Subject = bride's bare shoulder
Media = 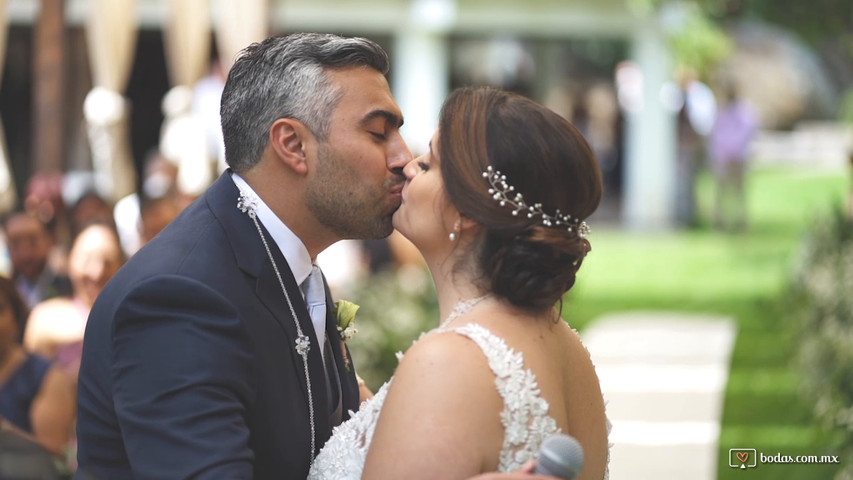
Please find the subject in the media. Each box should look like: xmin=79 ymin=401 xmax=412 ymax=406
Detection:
xmin=394 ymin=328 xmax=492 ymax=380
xmin=365 ymin=328 xmax=505 ymax=477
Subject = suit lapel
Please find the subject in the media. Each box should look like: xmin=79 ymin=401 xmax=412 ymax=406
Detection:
xmin=205 ymin=172 xmax=330 ymax=443
xmin=254 ymin=243 xmax=331 ymax=442
xmin=322 ymin=278 xmax=361 ymax=419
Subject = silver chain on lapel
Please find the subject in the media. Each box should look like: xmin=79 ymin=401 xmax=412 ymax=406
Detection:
xmin=238 ymin=190 xmax=317 ymax=464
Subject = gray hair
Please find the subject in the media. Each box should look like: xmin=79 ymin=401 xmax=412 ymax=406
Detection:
xmin=220 ymin=33 xmax=390 ymax=172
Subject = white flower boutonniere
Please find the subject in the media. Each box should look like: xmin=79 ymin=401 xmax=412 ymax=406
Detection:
xmin=334 ymin=300 xmax=359 ymax=341
xmin=334 ymin=300 xmax=359 ymax=372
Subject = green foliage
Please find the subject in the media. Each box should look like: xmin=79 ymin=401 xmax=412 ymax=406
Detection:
xmin=668 ymin=7 xmax=733 ymax=79
xmin=624 ymin=0 xmax=661 ymax=15
xmin=793 ymin=206 xmax=853 ymax=478
xmin=624 ymin=1 xmax=733 ymax=81
xmin=739 ymin=0 xmax=853 ymax=46
xmin=840 ymin=88 xmax=853 ymax=124
xmin=630 ymin=0 xmax=853 ymax=46
xmin=345 ymin=266 xmax=438 ymax=391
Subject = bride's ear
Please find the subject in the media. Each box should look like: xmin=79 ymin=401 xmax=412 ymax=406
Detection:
xmin=269 ymin=118 xmax=313 ymax=175
xmin=457 ymin=215 xmax=479 ymax=234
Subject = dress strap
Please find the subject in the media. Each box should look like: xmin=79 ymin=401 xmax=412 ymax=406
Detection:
xmin=444 ymin=323 xmax=559 ymax=472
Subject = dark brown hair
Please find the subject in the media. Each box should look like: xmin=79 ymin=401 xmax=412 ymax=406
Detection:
xmin=439 ymin=87 xmax=602 ymax=310
xmin=0 ymin=275 xmax=29 ymax=332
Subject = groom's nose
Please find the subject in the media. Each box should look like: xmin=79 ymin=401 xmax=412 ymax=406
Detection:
xmin=387 ymin=134 xmax=413 ymax=175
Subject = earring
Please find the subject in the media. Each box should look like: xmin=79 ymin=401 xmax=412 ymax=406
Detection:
xmin=449 ymin=218 xmax=462 ymax=242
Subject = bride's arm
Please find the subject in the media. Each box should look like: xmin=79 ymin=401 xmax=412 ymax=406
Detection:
xmin=362 ymin=332 xmax=504 ymax=479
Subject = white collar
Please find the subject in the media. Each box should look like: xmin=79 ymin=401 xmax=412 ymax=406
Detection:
xmin=230 ymin=173 xmax=313 ymax=287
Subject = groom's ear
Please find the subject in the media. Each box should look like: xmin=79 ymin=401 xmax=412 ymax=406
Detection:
xmin=269 ymin=118 xmax=314 ymax=175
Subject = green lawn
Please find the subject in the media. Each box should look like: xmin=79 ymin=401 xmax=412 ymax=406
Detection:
xmin=564 ymin=167 xmax=849 ymax=479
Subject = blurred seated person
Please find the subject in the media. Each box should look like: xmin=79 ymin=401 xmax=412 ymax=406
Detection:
xmin=22 ymin=172 xmax=73 ymax=278
xmin=139 ymin=193 xmax=182 ymax=246
xmin=24 ymin=222 xmax=124 ymax=366
xmin=0 ymin=276 xmax=75 ymax=456
xmin=68 ymin=191 xmax=115 ymax=240
xmin=2 ymin=210 xmax=72 ymax=312
xmin=114 ymin=150 xmax=182 ymax=257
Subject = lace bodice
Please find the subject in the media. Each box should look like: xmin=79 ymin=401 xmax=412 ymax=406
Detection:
xmin=307 ymin=379 xmax=392 ymax=480
xmin=451 ymin=323 xmax=560 ymax=470
xmin=308 ymin=323 xmax=609 ymax=479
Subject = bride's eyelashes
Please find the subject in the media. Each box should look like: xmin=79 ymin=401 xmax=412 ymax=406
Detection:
xmin=417 ymin=161 xmax=430 ymax=171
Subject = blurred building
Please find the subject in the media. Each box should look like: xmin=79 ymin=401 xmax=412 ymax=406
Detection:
xmin=1 ymin=0 xmax=681 ymax=229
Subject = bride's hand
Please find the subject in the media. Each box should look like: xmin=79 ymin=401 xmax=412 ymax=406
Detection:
xmin=356 ymin=374 xmax=374 ymax=402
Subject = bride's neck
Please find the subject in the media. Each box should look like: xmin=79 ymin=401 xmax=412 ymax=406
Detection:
xmin=426 ymin=254 xmax=487 ymax=325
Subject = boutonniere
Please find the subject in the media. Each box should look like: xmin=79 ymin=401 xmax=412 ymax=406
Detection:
xmin=334 ymin=300 xmax=359 ymax=372
xmin=334 ymin=300 xmax=359 ymax=341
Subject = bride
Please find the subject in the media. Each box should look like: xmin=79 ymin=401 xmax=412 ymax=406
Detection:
xmin=310 ymin=87 xmax=610 ymax=480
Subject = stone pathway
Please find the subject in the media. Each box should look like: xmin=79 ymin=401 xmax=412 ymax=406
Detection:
xmin=581 ymin=312 xmax=737 ymax=480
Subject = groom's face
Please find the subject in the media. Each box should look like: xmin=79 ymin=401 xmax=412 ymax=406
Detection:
xmin=304 ymin=66 xmax=411 ymax=240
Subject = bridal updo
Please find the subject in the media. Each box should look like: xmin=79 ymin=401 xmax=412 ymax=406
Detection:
xmin=438 ymin=87 xmax=602 ymax=311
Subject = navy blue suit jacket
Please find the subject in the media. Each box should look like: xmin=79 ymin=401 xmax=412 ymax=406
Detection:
xmin=75 ymin=173 xmax=360 ymax=480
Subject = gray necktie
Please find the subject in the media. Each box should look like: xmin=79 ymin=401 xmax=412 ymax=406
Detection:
xmin=302 ymin=265 xmax=327 ymax=361
xmin=302 ymin=265 xmax=343 ymax=424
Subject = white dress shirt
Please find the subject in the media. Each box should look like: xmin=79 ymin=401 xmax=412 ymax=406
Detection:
xmin=231 ymin=173 xmax=327 ymax=357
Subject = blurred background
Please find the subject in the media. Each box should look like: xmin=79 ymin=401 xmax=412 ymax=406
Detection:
xmin=0 ymin=0 xmax=851 ymax=479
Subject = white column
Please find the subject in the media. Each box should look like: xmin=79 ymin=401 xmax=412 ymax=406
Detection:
xmin=622 ymin=21 xmax=677 ymax=230
xmin=391 ymin=0 xmax=454 ymax=156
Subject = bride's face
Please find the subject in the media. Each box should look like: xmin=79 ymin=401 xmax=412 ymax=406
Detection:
xmin=393 ymin=131 xmax=458 ymax=256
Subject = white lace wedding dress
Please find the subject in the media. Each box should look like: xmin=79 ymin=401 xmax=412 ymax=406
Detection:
xmin=308 ymin=323 xmax=610 ymax=479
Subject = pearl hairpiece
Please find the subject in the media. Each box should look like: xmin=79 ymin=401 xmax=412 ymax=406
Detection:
xmin=483 ymin=166 xmax=590 ymax=237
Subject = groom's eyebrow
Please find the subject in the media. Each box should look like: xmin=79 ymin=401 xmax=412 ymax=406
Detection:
xmin=360 ymin=109 xmax=404 ymax=129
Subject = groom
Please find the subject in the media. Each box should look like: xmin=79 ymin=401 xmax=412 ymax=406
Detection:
xmin=75 ymin=33 xmax=410 ymax=479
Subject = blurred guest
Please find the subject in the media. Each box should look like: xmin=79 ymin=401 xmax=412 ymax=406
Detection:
xmin=708 ymin=82 xmax=759 ymax=231
xmin=0 ymin=276 xmax=75 ymax=456
xmin=23 ymin=172 xmax=72 ymax=270
xmin=193 ymin=58 xmax=228 ymax=174
xmin=583 ymin=82 xmax=621 ymax=197
xmin=114 ymin=150 xmax=180 ymax=257
xmin=24 ymin=222 xmax=123 ymax=364
xmin=138 ymin=193 xmax=182 ymax=246
xmin=674 ymin=68 xmax=716 ymax=227
xmin=68 ymin=192 xmax=115 ymax=240
xmin=22 ymin=172 xmax=65 ymax=238
xmin=2 ymin=210 xmax=72 ymax=312
xmin=361 ymin=238 xmax=394 ymax=274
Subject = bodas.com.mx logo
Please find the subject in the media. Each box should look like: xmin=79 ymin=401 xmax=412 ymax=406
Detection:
xmin=730 ymin=448 xmax=758 ymax=469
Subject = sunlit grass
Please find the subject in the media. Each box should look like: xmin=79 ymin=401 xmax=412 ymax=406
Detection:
xmin=562 ymin=166 xmax=849 ymax=480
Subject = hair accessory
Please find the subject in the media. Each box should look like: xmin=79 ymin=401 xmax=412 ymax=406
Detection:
xmin=483 ymin=166 xmax=589 ymax=237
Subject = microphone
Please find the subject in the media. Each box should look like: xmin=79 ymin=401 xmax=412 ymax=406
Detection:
xmin=534 ymin=433 xmax=584 ymax=479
